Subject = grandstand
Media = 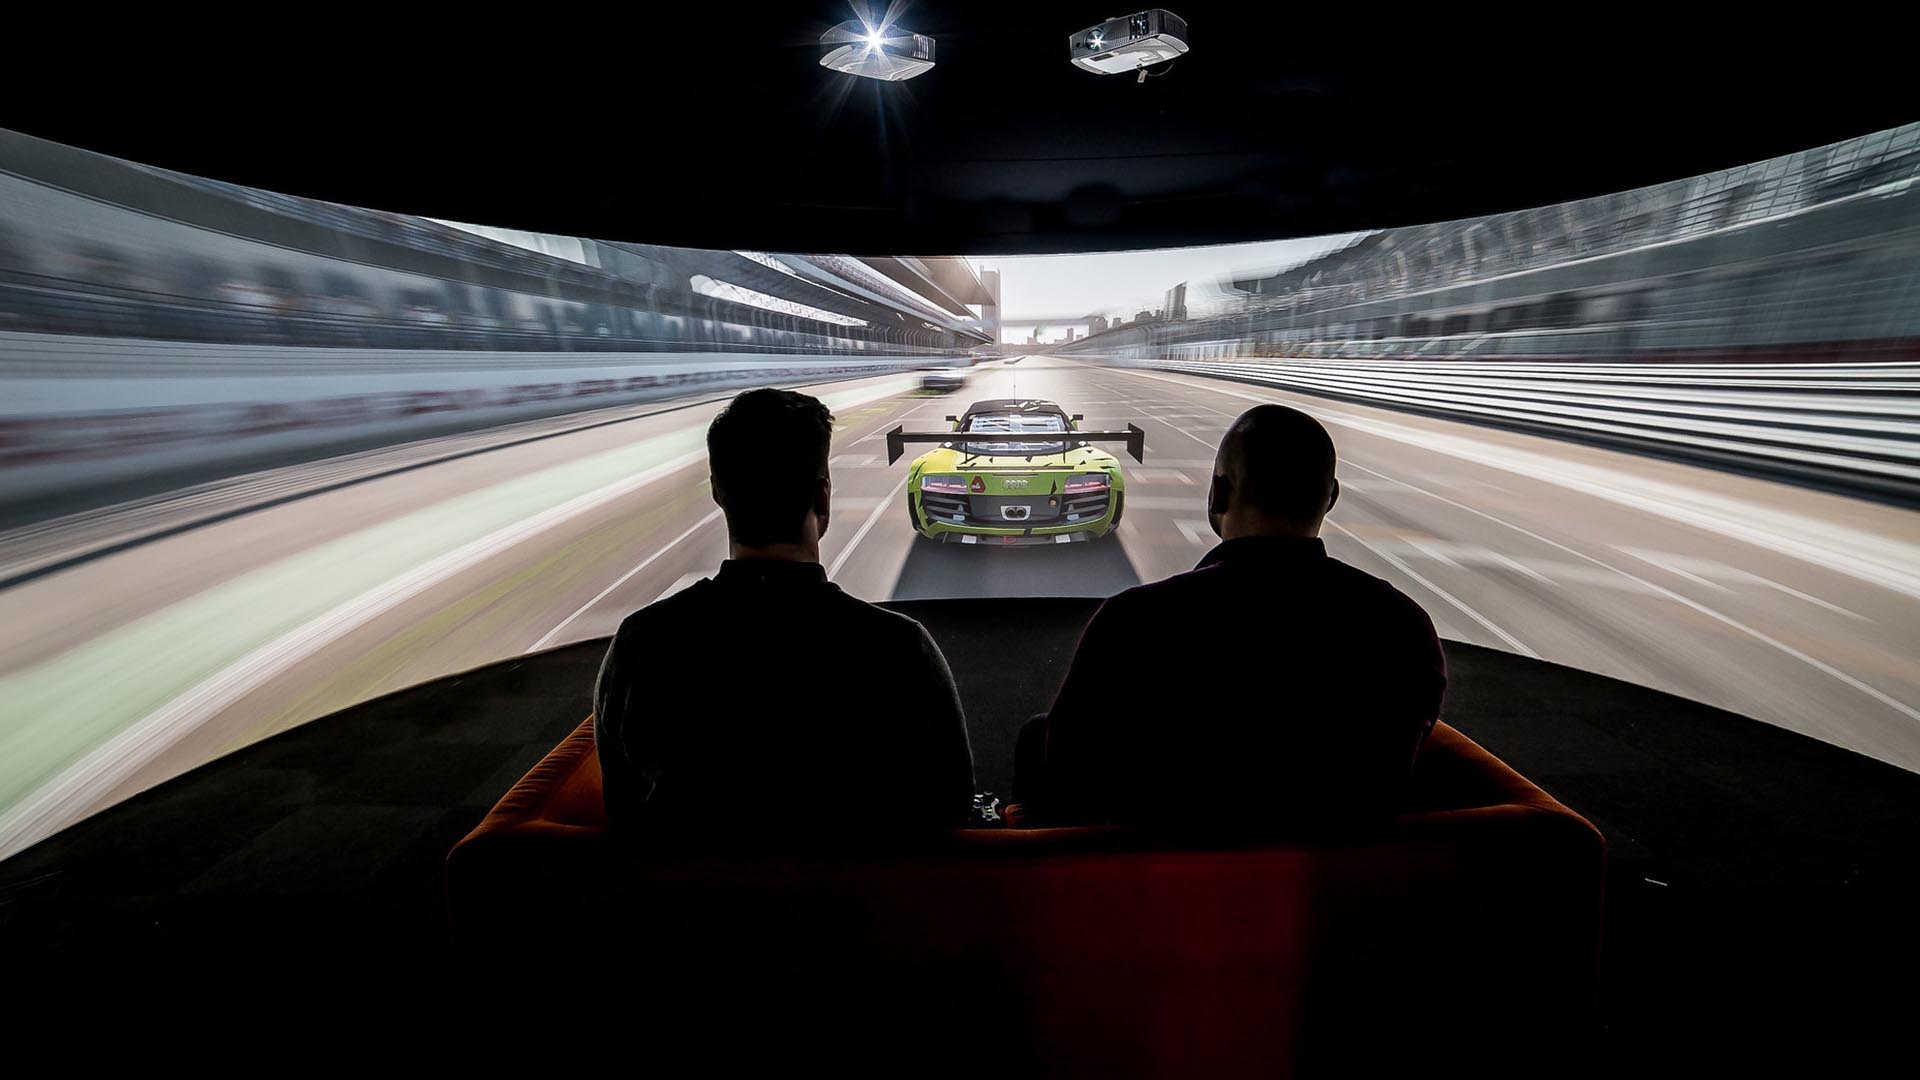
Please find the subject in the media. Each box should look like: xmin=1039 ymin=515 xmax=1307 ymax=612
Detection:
xmin=0 ymin=128 xmax=993 ymax=358
xmin=1058 ymin=123 xmax=1920 ymax=364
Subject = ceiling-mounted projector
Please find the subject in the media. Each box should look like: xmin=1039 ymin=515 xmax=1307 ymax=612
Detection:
xmin=1068 ymin=10 xmax=1188 ymax=76
xmin=820 ymin=20 xmax=936 ymax=81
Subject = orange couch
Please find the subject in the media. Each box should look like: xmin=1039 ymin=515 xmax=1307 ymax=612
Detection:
xmin=447 ymin=719 xmax=1603 ymax=1075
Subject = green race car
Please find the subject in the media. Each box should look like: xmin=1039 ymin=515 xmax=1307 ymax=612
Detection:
xmin=885 ymin=398 xmax=1146 ymax=545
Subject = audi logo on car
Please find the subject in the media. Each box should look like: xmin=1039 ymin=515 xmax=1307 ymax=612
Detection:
xmin=1004 ymin=478 xmax=1031 ymax=488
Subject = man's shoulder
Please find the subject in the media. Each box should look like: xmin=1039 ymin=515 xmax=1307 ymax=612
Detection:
xmin=828 ymin=589 xmax=938 ymax=645
xmin=1104 ymin=551 xmax=1434 ymax=627
xmin=1322 ymin=556 xmax=1428 ymax=609
xmin=611 ymin=577 xmax=715 ymax=637
xmin=624 ymin=574 xmax=929 ymax=641
xmin=1089 ymin=571 xmax=1208 ymax=623
xmin=1319 ymin=556 xmax=1442 ymax=640
xmin=1109 ymin=559 xmax=1238 ymax=604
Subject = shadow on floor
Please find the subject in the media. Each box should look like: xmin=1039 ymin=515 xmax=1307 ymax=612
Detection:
xmin=890 ymin=535 xmax=1140 ymax=600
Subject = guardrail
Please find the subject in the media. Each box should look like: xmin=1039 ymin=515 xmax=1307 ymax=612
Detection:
xmin=0 ymin=331 xmax=943 ymax=506
xmin=1108 ymin=355 xmax=1920 ymax=503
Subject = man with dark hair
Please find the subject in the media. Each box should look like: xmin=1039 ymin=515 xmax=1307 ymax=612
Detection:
xmin=1014 ymin=403 xmax=1446 ymax=828
xmin=594 ymin=387 xmax=976 ymax=838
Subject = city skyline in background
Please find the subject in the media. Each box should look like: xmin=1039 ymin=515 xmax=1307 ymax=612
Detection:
xmin=970 ymin=232 xmax=1367 ymax=344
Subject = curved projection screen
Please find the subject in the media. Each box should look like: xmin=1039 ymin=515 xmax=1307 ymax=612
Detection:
xmin=1 ymin=124 xmax=1916 ymax=860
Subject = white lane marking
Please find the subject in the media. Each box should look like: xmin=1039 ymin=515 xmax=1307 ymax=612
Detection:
xmin=1173 ymin=519 xmax=1214 ymax=546
xmin=0 ymin=374 xmax=925 ymax=860
xmin=1182 ymin=401 xmax=1237 ymax=418
xmin=1484 ymin=549 xmax=1557 ymax=586
xmin=1325 ymin=520 xmax=1541 ymax=658
xmin=1401 ymin=536 xmax=1462 ymax=569
xmin=526 ymin=507 xmax=724 ymax=653
xmin=1133 ymin=469 xmax=1198 ymax=486
xmin=0 ymin=447 xmax=712 ymax=860
xmin=650 ymin=571 xmax=709 ymax=604
xmin=1335 ymin=412 xmax=1920 ymax=599
xmin=1619 ymin=547 xmax=1870 ymax=621
xmin=827 ymin=473 xmax=912 ymax=580
xmin=1160 ymin=421 xmax=1220 ymax=451
xmin=1375 ymin=539 xmax=1558 ymax=586
xmin=1128 ymin=496 xmax=1208 ymax=512
xmin=1443 ymin=478 xmax=1518 ymax=497
xmin=829 ymin=454 xmax=879 ymax=467
xmin=1517 ymin=562 xmax=1654 ymax=595
xmin=1618 ymin=548 xmax=1731 ymax=592
xmin=1111 ymin=365 xmax=1920 ymax=601
xmin=1740 ymin=579 xmax=1869 ymax=621
xmin=1342 ymin=460 xmax=1920 ymax=725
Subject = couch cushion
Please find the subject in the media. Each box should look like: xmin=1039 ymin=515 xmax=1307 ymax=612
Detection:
xmin=446 ymin=717 xmax=1602 ymax=1074
xmin=450 ymin=718 xmax=1567 ymax=844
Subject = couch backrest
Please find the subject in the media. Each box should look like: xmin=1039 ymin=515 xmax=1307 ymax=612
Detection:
xmin=446 ymin=719 xmax=1604 ymax=1075
xmin=450 ymin=718 xmax=1581 ymax=841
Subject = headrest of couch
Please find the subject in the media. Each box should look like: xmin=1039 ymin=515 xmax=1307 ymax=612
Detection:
xmin=449 ymin=716 xmax=1595 ymax=868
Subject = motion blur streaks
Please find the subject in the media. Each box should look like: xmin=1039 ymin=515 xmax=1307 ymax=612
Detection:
xmin=3 ymin=357 xmax=1915 ymax=862
xmin=1053 ymin=124 xmax=1920 ymax=500
xmin=1 ymin=124 xmax=1917 ymax=860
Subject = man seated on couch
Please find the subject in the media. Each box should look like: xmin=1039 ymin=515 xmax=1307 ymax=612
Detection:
xmin=1014 ymin=404 xmax=1446 ymax=829
xmin=594 ymin=387 xmax=976 ymax=839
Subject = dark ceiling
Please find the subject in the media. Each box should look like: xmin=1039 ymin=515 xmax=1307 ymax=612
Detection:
xmin=5 ymin=6 xmax=1913 ymax=254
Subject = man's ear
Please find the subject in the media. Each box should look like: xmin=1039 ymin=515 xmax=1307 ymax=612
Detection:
xmin=710 ymin=475 xmax=726 ymax=510
xmin=1207 ymin=473 xmax=1231 ymax=518
xmin=814 ymin=476 xmax=832 ymax=538
xmin=1327 ymin=477 xmax=1340 ymax=515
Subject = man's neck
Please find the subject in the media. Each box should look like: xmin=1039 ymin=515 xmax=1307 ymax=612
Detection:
xmin=728 ymin=541 xmax=821 ymax=564
xmin=1218 ymin=518 xmax=1320 ymax=542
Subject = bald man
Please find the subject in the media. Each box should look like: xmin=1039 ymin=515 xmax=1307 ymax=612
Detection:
xmin=1014 ymin=404 xmax=1446 ymax=829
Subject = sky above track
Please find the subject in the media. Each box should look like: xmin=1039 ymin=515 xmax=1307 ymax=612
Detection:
xmin=971 ymin=231 xmax=1369 ymax=342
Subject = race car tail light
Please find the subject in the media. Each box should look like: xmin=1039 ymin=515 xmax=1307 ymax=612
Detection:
xmin=1063 ymin=473 xmax=1111 ymax=493
xmin=921 ymin=474 xmax=970 ymax=494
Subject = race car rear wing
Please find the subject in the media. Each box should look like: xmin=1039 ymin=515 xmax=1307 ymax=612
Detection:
xmin=885 ymin=423 xmax=1146 ymax=465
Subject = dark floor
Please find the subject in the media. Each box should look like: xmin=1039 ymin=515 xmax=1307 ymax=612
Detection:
xmin=2 ymin=596 xmax=1916 ymax=1062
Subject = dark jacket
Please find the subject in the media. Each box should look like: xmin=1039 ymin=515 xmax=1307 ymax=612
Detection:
xmin=1034 ymin=535 xmax=1446 ymax=827
xmin=594 ymin=559 xmax=976 ymax=837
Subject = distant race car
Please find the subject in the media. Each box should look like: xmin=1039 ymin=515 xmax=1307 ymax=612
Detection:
xmin=887 ymin=398 xmax=1145 ymax=545
xmin=918 ymin=366 xmax=970 ymax=393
